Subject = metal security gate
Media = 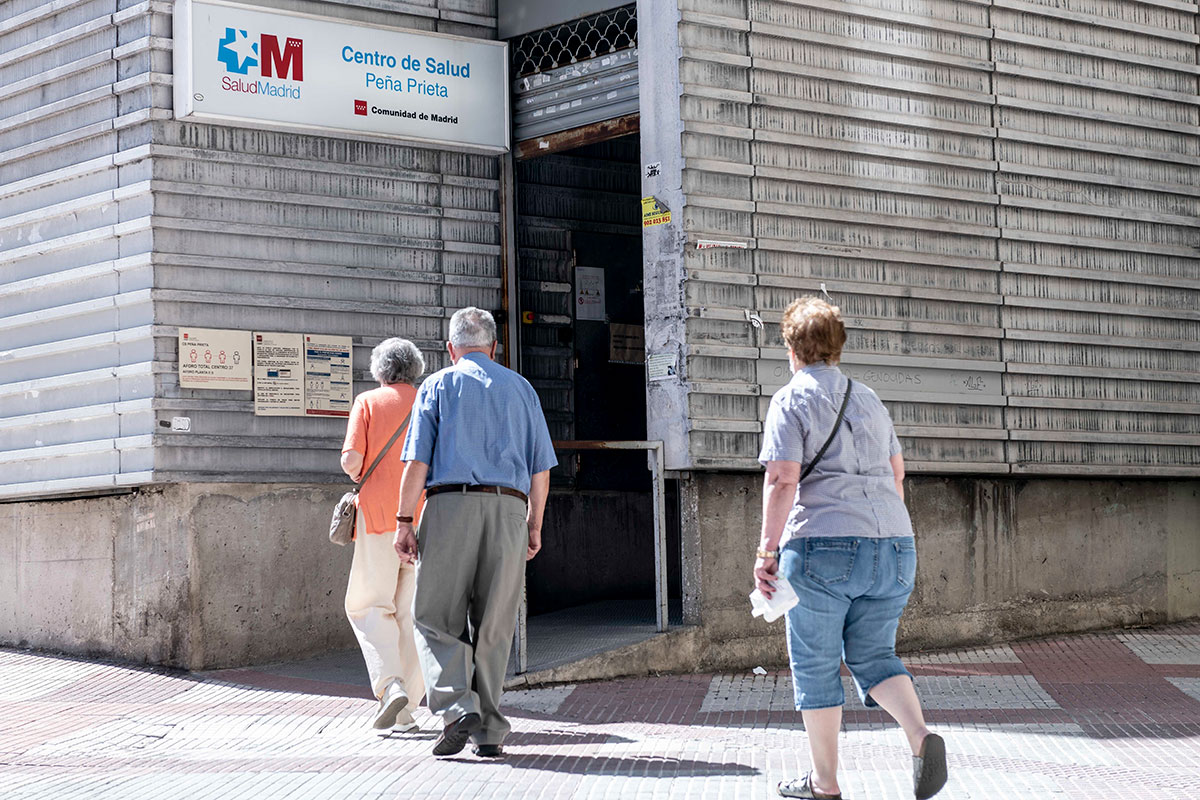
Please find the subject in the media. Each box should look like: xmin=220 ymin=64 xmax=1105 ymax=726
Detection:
xmin=509 ymin=4 xmax=639 ymax=153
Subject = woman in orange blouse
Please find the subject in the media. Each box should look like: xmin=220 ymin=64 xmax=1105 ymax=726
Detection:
xmin=341 ymin=337 xmax=426 ymax=735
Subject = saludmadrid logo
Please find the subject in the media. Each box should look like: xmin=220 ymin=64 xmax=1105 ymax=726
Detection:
xmin=217 ymin=26 xmax=304 ymax=99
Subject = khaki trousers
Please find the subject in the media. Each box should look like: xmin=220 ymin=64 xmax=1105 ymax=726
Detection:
xmin=345 ymin=510 xmax=425 ymax=708
xmin=414 ymin=492 xmax=527 ymax=746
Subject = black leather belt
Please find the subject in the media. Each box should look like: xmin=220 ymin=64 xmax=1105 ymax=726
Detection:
xmin=426 ymin=484 xmax=528 ymax=504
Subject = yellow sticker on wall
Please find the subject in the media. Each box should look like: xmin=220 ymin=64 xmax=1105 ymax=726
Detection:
xmin=641 ymin=196 xmax=671 ymax=227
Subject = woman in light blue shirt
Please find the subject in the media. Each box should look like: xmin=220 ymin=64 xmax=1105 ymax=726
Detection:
xmin=755 ymin=297 xmax=947 ymax=800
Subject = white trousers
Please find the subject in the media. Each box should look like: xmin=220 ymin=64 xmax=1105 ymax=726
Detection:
xmin=345 ymin=511 xmax=425 ymax=708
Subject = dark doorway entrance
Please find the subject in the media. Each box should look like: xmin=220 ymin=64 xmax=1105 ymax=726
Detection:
xmin=511 ymin=134 xmax=681 ymax=674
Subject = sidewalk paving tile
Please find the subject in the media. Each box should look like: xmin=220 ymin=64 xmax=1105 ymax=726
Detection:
xmin=2 ymin=622 xmax=1199 ymax=799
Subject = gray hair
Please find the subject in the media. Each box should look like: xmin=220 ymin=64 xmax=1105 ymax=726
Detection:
xmin=449 ymin=307 xmax=497 ymax=349
xmin=369 ymin=338 xmax=424 ymax=385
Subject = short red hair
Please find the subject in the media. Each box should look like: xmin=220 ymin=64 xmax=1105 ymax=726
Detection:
xmin=780 ymin=297 xmax=846 ymax=366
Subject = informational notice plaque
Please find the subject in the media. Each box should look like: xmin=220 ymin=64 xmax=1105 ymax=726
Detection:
xmin=178 ymin=328 xmax=252 ymax=389
xmin=575 ymin=267 xmax=606 ymax=321
xmin=304 ymin=335 xmax=353 ymax=417
xmin=253 ymin=332 xmax=304 ymax=416
xmin=609 ymin=323 xmax=645 ymax=364
xmin=174 ymin=0 xmax=509 ymax=151
xmin=647 ymin=352 xmax=678 ymax=382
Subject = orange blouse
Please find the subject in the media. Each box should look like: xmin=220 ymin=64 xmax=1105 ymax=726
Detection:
xmin=342 ymin=384 xmax=424 ymax=535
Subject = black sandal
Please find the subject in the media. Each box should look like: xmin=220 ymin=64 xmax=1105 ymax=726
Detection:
xmin=777 ymin=771 xmax=842 ymax=799
xmin=913 ymin=733 xmax=947 ymax=799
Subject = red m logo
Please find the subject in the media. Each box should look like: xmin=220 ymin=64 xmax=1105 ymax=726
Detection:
xmin=261 ymin=35 xmax=303 ymax=81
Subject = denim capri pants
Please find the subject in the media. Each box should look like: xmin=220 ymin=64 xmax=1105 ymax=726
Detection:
xmin=779 ymin=536 xmax=917 ymax=710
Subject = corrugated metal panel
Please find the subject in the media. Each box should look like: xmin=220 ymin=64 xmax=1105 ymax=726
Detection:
xmin=0 ymin=0 xmax=157 ymax=499
xmin=675 ymin=0 xmax=1006 ymax=471
xmin=0 ymin=0 xmax=503 ymax=498
xmin=148 ymin=130 xmax=503 ymax=484
xmin=513 ymin=47 xmax=640 ymax=141
xmin=992 ymin=0 xmax=1200 ymax=476
xmin=670 ymin=0 xmax=1199 ymax=475
xmin=150 ymin=0 xmax=502 ymax=485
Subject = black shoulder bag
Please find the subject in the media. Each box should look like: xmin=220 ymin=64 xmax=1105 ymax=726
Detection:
xmin=799 ymin=378 xmax=853 ymax=482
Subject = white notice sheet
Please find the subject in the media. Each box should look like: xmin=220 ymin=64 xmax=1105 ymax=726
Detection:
xmin=253 ymin=332 xmax=304 ymax=416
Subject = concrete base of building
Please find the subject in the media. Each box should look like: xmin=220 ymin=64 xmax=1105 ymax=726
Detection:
xmin=2 ymin=476 xmax=1197 ymax=676
xmin=505 ymin=625 xmax=703 ymax=690
xmin=0 ymin=483 xmax=356 ymax=670
xmin=684 ymin=474 xmax=1200 ymax=673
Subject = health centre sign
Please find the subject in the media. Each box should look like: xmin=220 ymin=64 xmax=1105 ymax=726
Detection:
xmin=173 ymin=0 xmax=510 ymax=152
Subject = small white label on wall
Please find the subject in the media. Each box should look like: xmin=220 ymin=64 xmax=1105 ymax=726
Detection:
xmin=575 ymin=267 xmax=606 ymax=322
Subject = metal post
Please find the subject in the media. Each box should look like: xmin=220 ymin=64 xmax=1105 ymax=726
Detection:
xmin=501 ymin=151 xmax=526 ymax=672
xmin=650 ymin=442 xmax=668 ymax=632
xmin=498 ymin=151 xmax=520 ymax=372
xmin=515 ymin=582 xmax=528 ymax=674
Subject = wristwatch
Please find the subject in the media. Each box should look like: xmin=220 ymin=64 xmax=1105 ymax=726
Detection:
xmin=396 ymin=514 xmax=414 ymax=524
xmin=756 ymin=548 xmax=779 ymax=560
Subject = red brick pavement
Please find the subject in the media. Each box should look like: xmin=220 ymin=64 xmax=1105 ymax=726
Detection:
xmin=1 ymin=623 xmax=1199 ymax=799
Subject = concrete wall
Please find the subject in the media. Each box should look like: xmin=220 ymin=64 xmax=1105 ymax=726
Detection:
xmin=527 ymin=489 xmax=655 ymax=615
xmin=683 ymin=472 xmax=1200 ymax=671
xmin=0 ymin=483 xmax=355 ymax=669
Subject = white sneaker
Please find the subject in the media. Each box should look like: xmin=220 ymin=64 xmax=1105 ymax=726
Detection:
xmin=372 ymin=680 xmax=410 ymax=730
xmin=377 ymin=718 xmax=420 ymax=737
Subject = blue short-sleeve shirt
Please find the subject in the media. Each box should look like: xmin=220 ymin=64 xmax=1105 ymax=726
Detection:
xmin=759 ymin=362 xmax=913 ymax=540
xmin=400 ymin=352 xmax=557 ymax=495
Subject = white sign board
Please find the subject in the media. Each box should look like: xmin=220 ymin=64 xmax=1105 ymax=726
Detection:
xmin=178 ymin=328 xmax=252 ymax=389
xmin=575 ymin=267 xmax=606 ymax=321
xmin=174 ymin=0 xmax=510 ymax=152
xmin=253 ymin=332 xmax=304 ymax=416
xmin=304 ymin=335 xmax=353 ymax=417
xmin=647 ymin=352 xmax=678 ymax=382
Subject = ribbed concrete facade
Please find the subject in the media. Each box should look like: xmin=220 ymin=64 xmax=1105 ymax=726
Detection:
xmin=2 ymin=0 xmax=1197 ymax=672
xmin=1 ymin=0 xmax=501 ymax=499
xmin=640 ymin=0 xmax=1200 ymax=668
xmin=648 ymin=0 xmax=1200 ymax=475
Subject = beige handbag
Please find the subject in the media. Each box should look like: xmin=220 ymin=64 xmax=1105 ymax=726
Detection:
xmin=329 ymin=412 xmax=410 ymax=546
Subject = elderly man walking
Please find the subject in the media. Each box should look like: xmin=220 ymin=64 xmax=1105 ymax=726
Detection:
xmin=393 ymin=307 xmax=556 ymax=758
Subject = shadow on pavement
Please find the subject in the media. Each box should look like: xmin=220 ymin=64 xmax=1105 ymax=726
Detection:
xmin=445 ymin=753 xmax=760 ymax=776
xmin=503 ymin=730 xmax=634 ymax=746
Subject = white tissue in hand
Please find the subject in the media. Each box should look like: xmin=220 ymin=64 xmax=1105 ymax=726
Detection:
xmin=749 ymin=578 xmax=798 ymax=622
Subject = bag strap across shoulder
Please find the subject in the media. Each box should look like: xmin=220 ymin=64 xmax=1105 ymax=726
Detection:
xmin=799 ymin=378 xmax=853 ymax=483
xmin=356 ymin=411 xmax=412 ymax=491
